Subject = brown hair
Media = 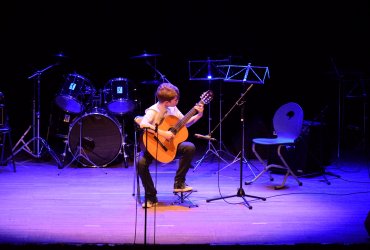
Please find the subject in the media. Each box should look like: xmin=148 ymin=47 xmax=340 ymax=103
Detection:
xmin=156 ymin=83 xmax=180 ymax=102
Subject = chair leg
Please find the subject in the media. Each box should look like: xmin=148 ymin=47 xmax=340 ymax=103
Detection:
xmin=1 ymin=131 xmax=16 ymax=172
xmin=8 ymin=131 xmax=16 ymax=172
xmin=0 ymin=132 xmax=5 ymax=165
xmin=245 ymin=143 xmax=274 ymax=185
xmin=246 ymin=143 xmax=302 ymax=189
xmin=274 ymin=145 xmax=302 ymax=189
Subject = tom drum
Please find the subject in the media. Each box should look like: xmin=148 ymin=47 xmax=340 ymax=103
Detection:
xmin=55 ymin=73 xmax=95 ymax=114
xmin=104 ymin=77 xmax=136 ymax=115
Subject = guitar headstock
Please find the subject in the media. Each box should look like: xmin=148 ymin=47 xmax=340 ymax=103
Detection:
xmin=200 ymin=90 xmax=214 ymax=105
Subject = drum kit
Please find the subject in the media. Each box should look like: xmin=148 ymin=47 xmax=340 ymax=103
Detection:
xmin=52 ymin=52 xmax=161 ymax=168
xmin=53 ymin=73 xmax=137 ymax=168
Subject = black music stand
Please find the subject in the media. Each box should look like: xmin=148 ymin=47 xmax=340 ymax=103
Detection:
xmin=206 ymin=63 xmax=269 ymax=209
xmin=216 ymin=63 xmax=270 ymax=174
xmin=189 ymin=58 xmax=231 ymax=170
xmin=12 ymin=64 xmax=62 ymax=169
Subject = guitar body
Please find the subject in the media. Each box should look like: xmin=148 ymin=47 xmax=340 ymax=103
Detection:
xmin=143 ymin=115 xmax=188 ymax=163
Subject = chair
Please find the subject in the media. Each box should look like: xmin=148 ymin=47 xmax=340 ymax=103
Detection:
xmin=0 ymin=98 xmax=16 ymax=172
xmin=245 ymin=102 xmax=303 ymax=189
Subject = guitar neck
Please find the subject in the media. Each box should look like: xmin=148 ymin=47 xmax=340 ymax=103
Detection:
xmin=174 ymin=107 xmax=197 ymax=132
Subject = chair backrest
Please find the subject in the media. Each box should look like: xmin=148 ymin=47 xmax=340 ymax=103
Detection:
xmin=273 ymin=102 xmax=304 ymax=140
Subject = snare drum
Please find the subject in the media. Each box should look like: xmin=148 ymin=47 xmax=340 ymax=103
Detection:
xmin=55 ymin=73 xmax=95 ymax=114
xmin=104 ymin=77 xmax=136 ymax=115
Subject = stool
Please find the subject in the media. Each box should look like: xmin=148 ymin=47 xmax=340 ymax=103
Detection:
xmin=173 ymin=190 xmax=198 ymax=208
xmin=0 ymin=125 xmax=16 ymax=172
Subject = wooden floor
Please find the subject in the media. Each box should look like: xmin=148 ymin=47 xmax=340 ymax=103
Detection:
xmin=0 ymin=146 xmax=369 ymax=250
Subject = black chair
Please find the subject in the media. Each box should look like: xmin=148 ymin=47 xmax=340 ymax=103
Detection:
xmin=0 ymin=93 xmax=16 ymax=172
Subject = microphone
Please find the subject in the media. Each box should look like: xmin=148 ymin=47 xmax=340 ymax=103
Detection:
xmin=194 ymin=133 xmax=217 ymax=141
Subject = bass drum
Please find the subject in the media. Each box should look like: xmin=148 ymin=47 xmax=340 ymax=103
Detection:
xmin=68 ymin=108 xmax=122 ymax=167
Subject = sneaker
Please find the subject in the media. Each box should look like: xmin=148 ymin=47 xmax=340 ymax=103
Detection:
xmin=142 ymin=198 xmax=158 ymax=208
xmin=173 ymin=182 xmax=193 ymax=192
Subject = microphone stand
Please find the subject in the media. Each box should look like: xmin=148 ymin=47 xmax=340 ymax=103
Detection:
xmin=205 ymin=84 xmax=266 ymax=209
xmin=12 ymin=64 xmax=62 ymax=169
xmin=141 ymin=123 xmax=159 ymax=245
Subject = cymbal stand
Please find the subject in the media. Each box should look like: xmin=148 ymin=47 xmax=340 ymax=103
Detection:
xmin=144 ymin=59 xmax=172 ymax=103
xmin=206 ymin=83 xmax=266 ymax=209
xmin=145 ymin=59 xmax=171 ymax=83
xmin=12 ymin=64 xmax=62 ymax=168
xmin=189 ymin=58 xmax=230 ymax=171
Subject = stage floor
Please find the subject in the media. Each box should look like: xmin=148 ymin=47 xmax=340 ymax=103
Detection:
xmin=0 ymin=148 xmax=369 ymax=249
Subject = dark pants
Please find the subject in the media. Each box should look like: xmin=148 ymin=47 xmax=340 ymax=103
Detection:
xmin=137 ymin=141 xmax=195 ymax=201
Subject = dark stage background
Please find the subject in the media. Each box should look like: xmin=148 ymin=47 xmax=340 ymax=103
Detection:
xmin=2 ymin=0 xmax=369 ymax=164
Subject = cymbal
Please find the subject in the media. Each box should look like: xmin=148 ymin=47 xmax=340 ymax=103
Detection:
xmin=141 ymin=80 xmax=162 ymax=85
xmin=131 ymin=53 xmax=161 ymax=59
xmin=54 ymin=52 xmax=68 ymax=59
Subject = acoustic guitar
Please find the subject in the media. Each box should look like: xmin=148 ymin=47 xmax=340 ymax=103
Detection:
xmin=137 ymin=90 xmax=213 ymax=163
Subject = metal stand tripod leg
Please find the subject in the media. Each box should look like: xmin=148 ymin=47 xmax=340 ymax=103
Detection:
xmin=216 ymin=151 xmax=258 ymax=177
xmin=12 ymin=63 xmax=62 ymax=168
xmin=12 ymin=125 xmax=33 ymax=154
xmin=12 ymin=135 xmax=62 ymax=169
xmin=206 ymin=85 xmax=266 ymax=209
xmin=58 ymin=120 xmax=105 ymax=174
xmin=193 ymin=98 xmax=228 ymax=172
xmin=193 ymin=142 xmax=229 ymax=171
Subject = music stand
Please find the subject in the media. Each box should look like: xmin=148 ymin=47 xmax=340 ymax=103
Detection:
xmin=12 ymin=64 xmax=62 ymax=169
xmin=216 ymin=63 xmax=270 ymax=174
xmin=189 ymin=58 xmax=231 ymax=171
xmin=206 ymin=63 xmax=269 ymax=209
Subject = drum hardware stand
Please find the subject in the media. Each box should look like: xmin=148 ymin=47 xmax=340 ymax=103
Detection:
xmin=45 ymin=101 xmax=72 ymax=165
xmin=189 ymin=58 xmax=230 ymax=171
xmin=58 ymin=119 xmax=102 ymax=174
xmin=119 ymin=116 xmax=129 ymax=168
xmin=12 ymin=63 xmax=62 ymax=169
xmin=206 ymin=82 xmax=266 ymax=209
